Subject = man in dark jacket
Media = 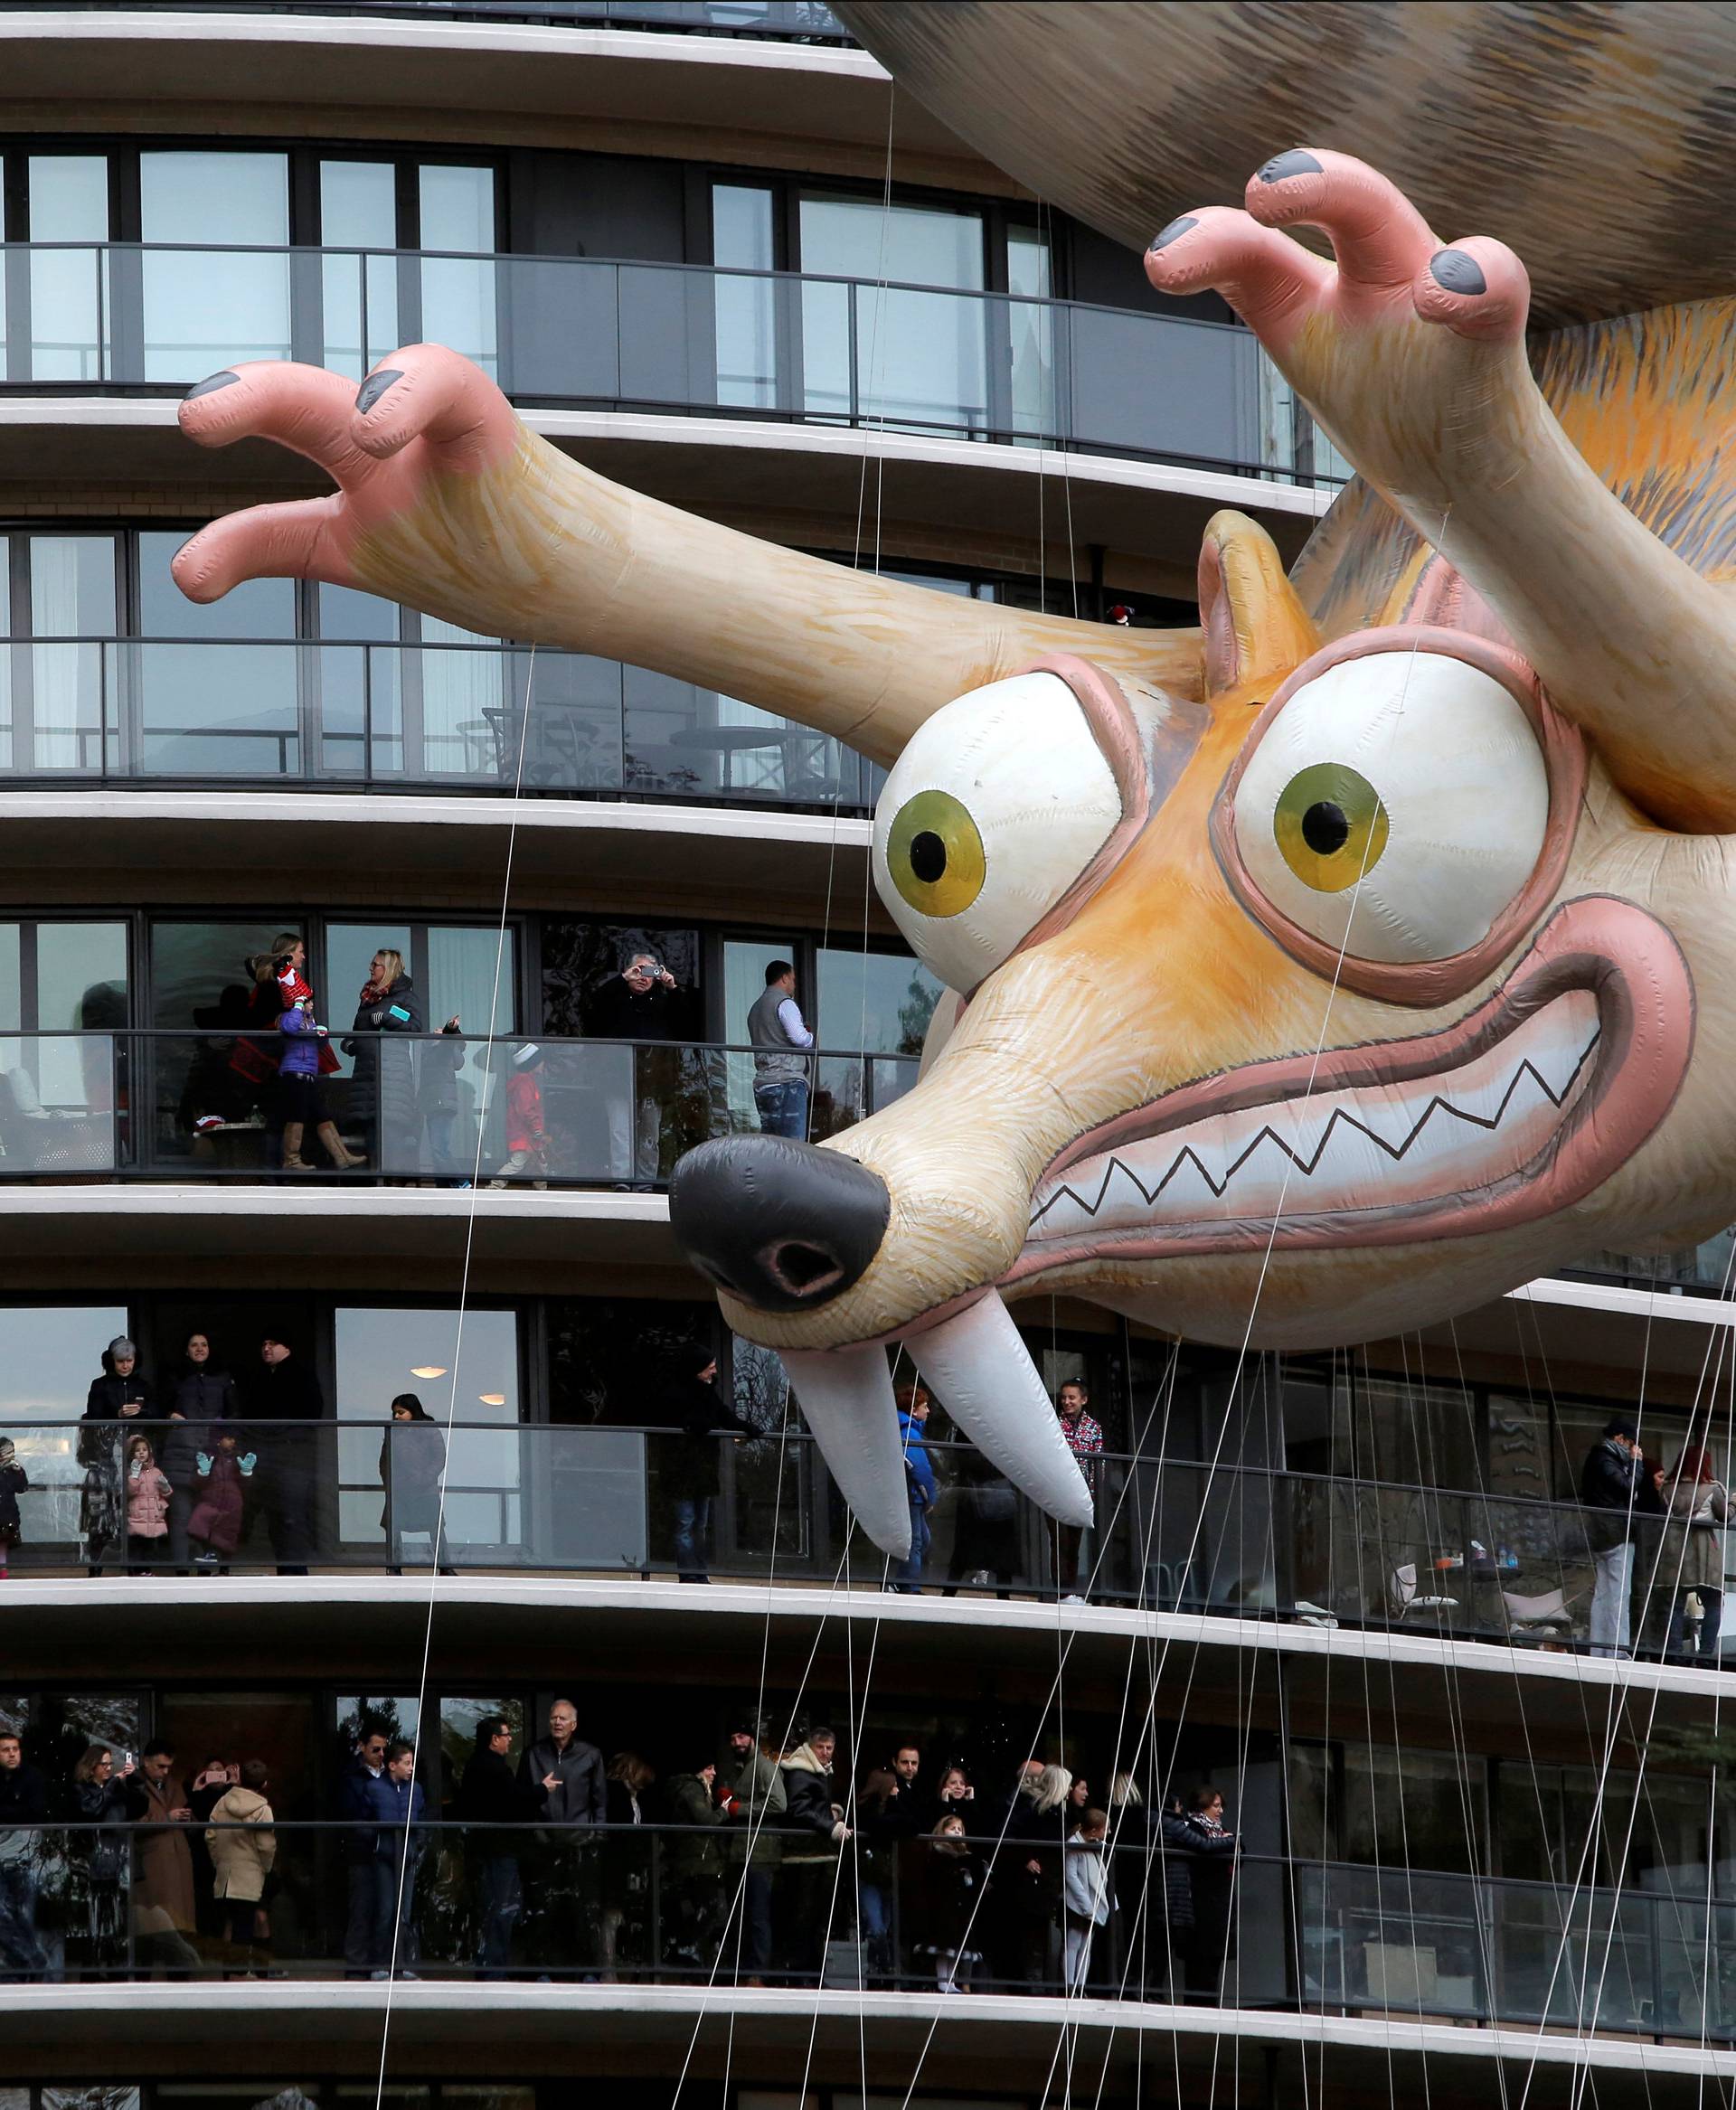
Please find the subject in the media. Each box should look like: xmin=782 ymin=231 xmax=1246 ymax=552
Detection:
xmin=587 ymin=951 xmax=690 ymax=1185
xmin=518 ymin=1698 xmax=607 ymax=1973
xmin=243 ymin=1334 xmax=324 ymax=1574
xmin=457 ymin=1716 xmax=533 ymax=1977
xmin=658 ymin=1349 xmax=750 ymax=1583
xmin=337 ymin=1725 xmax=390 ymax=1978
xmin=1581 ymin=1416 xmax=1667 ymax=1656
xmin=0 ymin=1729 xmax=50 ymax=1981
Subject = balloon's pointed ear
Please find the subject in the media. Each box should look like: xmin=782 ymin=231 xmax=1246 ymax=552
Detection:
xmin=1198 ymin=510 xmax=1321 ymax=699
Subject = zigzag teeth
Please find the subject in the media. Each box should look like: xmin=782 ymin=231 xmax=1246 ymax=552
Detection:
xmin=1029 ymin=995 xmax=1600 ymax=1237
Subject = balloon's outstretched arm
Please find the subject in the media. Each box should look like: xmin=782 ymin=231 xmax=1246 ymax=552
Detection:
xmin=172 ymin=345 xmax=1203 ymax=768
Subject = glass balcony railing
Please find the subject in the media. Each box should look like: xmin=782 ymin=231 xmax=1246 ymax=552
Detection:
xmin=0 ymin=635 xmax=885 ymax=806
xmin=13 ymin=1417 xmax=1729 ymax=1666
xmin=2 ymin=243 xmax=1338 ymax=485
xmin=6 ymin=1817 xmax=1730 ymax=2036
xmin=2 ymin=1 xmax=857 ymax=39
xmin=0 ymin=1030 xmax=918 ymax=1186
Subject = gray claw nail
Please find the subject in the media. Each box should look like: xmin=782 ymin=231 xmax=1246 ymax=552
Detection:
xmin=355 ymin=368 xmax=404 ymax=416
xmin=186 ymin=371 xmax=240 ymax=400
xmin=1149 ymin=216 xmax=1199 ymax=253
xmin=1429 ymin=248 xmax=1487 ymax=296
xmin=1257 ymin=149 xmax=1323 ymax=184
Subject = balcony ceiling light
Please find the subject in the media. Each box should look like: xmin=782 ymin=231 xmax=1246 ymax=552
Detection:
xmin=410 ymin=1365 xmax=448 ymax=1380
xmin=478 ymin=1393 xmax=507 ymax=1407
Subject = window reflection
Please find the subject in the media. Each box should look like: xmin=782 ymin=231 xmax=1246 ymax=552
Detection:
xmin=27 ymin=155 xmax=109 ymax=382
xmin=319 ymin=160 xmax=398 ymax=380
xmin=0 ymin=1304 xmax=129 ymax=1548
xmin=334 ymin=1307 xmax=520 ymax=1556
xmin=139 ymin=151 xmax=290 ymax=380
xmin=136 ymin=529 xmax=297 ymax=775
xmin=419 ymin=165 xmax=496 ymax=376
xmin=799 ymin=193 xmax=987 ymax=434
xmin=713 ymin=184 xmax=778 ymax=408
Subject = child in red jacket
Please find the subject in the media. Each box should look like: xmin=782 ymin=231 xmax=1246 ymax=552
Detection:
xmin=492 ymin=1044 xmax=548 ymax=1186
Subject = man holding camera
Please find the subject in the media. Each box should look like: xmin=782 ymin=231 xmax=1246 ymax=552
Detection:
xmin=589 ymin=951 xmax=686 ymax=1187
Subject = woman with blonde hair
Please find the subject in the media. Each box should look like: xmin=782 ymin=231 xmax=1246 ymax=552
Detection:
xmin=344 ymin=945 xmax=427 ymax=1170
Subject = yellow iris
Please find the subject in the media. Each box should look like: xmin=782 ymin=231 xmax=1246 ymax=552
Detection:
xmin=1271 ymin=762 xmax=1389 ymax=893
xmin=885 ymin=788 xmax=986 ymax=918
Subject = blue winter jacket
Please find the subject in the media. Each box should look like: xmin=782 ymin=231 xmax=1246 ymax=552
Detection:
xmin=277 ymin=1008 xmax=326 ymax=1077
xmin=898 ymin=1411 xmax=936 ymax=1508
xmin=357 ymin=1767 xmax=427 ymax=1859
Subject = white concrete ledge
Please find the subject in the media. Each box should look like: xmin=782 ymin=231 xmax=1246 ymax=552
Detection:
xmin=1513 ymin=1274 xmax=1736 ymax=1329
xmin=0 ymin=395 xmax=1330 ymax=523
xmin=5 ymin=1573 xmax=1731 ymax=1713
xmin=0 ymin=1978 xmax=1727 ymax=2082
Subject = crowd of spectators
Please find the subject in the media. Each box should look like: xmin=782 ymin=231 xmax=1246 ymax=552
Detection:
xmin=0 ymin=1708 xmax=1241 ymax=1998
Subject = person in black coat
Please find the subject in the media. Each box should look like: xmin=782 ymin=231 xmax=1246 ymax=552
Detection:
xmin=343 ymin=949 xmax=424 ymax=1171
xmin=79 ymin=1337 xmax=154 ymax=1577
xmin=1162 ymin=1788 xmax=1238 ymax=2003
xmin=161 ymin=1331 xmax=238 ymax=1573
xmin=378 ymin=1394 xmax=453 ymax=1574
xmin=585 ymin=951 xmax=693 ymax=1185
xmin=456 ymin=1716 xmax=534 ymax=1978
xmin=1580 ymin=1415 xmax=1668 ymax=1656
xmin=0 ymin=1727 xmax=52 ymax=1980
xmin=243 ymin=1334 xmax=324 ymax=1575
xmin=657 ymin=1349 xmax=750 ymax=1583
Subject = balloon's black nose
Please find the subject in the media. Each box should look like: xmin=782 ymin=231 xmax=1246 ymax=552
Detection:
xmin=668 ymin=1135 xmax=890 ymax=1314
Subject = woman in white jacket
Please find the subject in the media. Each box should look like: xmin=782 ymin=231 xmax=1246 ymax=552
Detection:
xmin=206 ymin=1761 xmax=277 ymax=1976
xmin=1062 ymin=1808 xmax=1112 ymax=1992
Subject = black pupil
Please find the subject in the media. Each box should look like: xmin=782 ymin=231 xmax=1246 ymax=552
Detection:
xmin=909 ymin=830 xmax=948 ymax=884
xmin=1300 ymin=800 xmax=1350 ymax=855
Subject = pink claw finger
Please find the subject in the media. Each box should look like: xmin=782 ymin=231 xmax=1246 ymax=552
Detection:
xmin=170 ymin=496 xmax=349 ymax=603
xmin=350 ymin=344 xmax=520 ymax=474
xmin=1145 ymin=205 xmax=1331 ymax=346
xmin=1412 ymin=236 xmax=1531 ymax=343
xmin=177 ymin=363 xmax=378 ymax=485
xmin=1245 ymin=147 xmax=1438 ymax=292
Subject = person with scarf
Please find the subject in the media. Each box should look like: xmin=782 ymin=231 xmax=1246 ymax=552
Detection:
xmin=1176 ymin=1785 xmax=1238 ymax=2004
xmin=1659 ymin=1440 xmax=1731 ymax=1657
xmin=344 ymin=947 xmax=425 ymax=1173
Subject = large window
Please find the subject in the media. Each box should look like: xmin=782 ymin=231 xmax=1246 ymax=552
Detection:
xmin=334 ymin=1305 xmax=521 ymax=1555
xmin=0 ymin=1303 xmax=131 ymax=1546
xmin=6 ymin=146 xmax=498 ymax=388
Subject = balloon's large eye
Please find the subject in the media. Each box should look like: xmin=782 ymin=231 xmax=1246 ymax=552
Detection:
xmin=873 ymin=671 xmax=1125 ymax=994
xmin=884 ymin=788 xmax=986 ymax=918
xmin=1271 ymin=762 xmax=1389 ymax=893
xmin=1229 ymin=650 xmax=1551 ymax=966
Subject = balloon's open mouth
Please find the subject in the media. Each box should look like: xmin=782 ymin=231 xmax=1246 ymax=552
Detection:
xmin=1004 ymin=896 xmax=1692 ymax=1280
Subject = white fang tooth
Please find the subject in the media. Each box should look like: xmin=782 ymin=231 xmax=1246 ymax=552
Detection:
xmin=778 ymin=1345 xmax=911 ymax=1559
xmin=913 ymin=1290 xmax=1094 ymax=1527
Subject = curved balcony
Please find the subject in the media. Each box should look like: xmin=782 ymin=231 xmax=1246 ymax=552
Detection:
xmin=0 ymin=636 xmax=883 ymax=812
xmin=3 ymin=1817 xmax=1730 ymax=2047
xmin=9 ymin=1416 xmax=1727 ymax=1670
xmin=49 ymin=0 xmax=860 ymax=32
xmin=3 ymin=243 xmax=1338 ymax=487
xmin=0 ymin=1030 xmax=917 ymax=1185
xmin=24 ymin=0 xmax=857 ymax=37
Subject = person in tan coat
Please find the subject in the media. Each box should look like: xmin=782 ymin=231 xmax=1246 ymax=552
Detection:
xmin=207 ymin=1761 xmax=277 ymax=1975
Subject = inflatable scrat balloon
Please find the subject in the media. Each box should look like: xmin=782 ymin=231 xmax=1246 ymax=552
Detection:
xmin=175 ymin=152 xmax=1736 ymax=1558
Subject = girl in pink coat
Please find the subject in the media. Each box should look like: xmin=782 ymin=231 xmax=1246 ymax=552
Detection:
xmin=125 ymin=1434 xmax=172 ymax=1574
